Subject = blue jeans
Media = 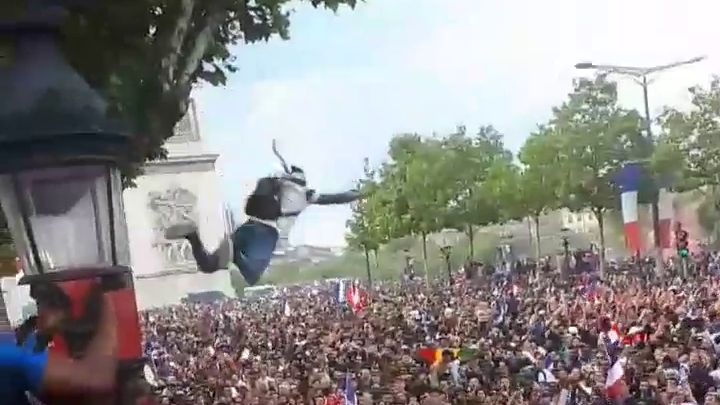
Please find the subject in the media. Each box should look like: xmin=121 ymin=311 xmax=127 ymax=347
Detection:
xmin=231 ymin=220 xmax=278 ymax=285
xmin=187 ymin=220 xmax=278 ymax=286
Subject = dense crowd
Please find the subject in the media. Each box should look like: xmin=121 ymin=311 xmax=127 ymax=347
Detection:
xmin=141 ymin=252 xmax=720 ymax=404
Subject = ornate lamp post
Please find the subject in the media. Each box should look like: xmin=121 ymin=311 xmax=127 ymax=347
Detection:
xmin=0 ymin=5 xmax=144 ymax=404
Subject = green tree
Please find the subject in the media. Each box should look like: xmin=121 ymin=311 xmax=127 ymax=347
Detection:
xmin=697 ymin=196 xmax=720 ymax=246
xmin=549 ymin=76 xmax=645 ymax=271
xmin=2 ymin=0 xmax=359 ymax=179
xmin=372 ymin=134 xmax=454 ymax=280
xmin=346 ymin=158 xmax=385 ymax=286
xmin=441 ymin=125 xmax=511 ymax=258
xmin=379 ymin=134 xmax=423 ymax=240
xmin=397 ymin=138 xmax=449 ymax=278
xmin=656 ymin=77 xmax=720 ymax=190
xmin=516 ymin=129 xmax=563 ymax=258
xmin=656 ymin=77 xmax=720 ymax=242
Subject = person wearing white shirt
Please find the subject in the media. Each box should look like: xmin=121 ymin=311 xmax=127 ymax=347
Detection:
xmin=165 ymin=165 xmax=360 ymax=285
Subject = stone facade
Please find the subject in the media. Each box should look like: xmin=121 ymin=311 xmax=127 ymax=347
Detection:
xmin=123 ymin=99 xmax=234 ymax=309
xmin=560 ymin=208 xmax=599 ymax=234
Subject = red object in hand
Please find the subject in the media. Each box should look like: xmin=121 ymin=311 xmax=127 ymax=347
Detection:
xmin=39 ymin=272 xmax=144 ymax=405
xmin=50 ymin=278 xmax=142 ymax=362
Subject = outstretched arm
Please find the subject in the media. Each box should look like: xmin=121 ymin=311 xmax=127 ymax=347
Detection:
xmin=309 ymin=190 xmax=362 ymax=205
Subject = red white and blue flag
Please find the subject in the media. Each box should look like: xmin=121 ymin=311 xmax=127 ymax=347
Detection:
xmin=605 ymin=356 xmax=628 ymax=401
xmin=599 ymin=318 xmax=623 ymax=348
xmin=347 ymin=283 xmax=369 ymax=314
xmin=615 ymin=162 xmax=644 ymax=255
xmin=600 ymin=318 xmax=629 ymax=402
xmin=343 ymin=373 xmax=358 ymax=405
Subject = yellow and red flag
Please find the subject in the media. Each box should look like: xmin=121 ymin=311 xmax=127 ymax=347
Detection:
xmin=417 ymin=347 xmax=477 ymax=365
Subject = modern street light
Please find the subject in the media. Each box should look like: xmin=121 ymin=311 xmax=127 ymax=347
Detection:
xmin=560 ymin=227 xmax=571 ymax=277
xmin=434 ymin=230 xmax=455 ymax=285
xmin=0 ymin=5 xmax=144 ymax=404
xmin=574 ymin=56 xmax=705 ymax=140
xmin=575 ymin=56 xmax=705 ymax=276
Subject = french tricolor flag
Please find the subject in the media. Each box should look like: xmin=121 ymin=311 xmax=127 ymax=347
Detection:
xmin=347 ymin=282 xmax=369 ymax=314
xmin=615 ymin=162 xmax=644 ymax=255
xmin=599 ymin=317 xmax=623 ymax=348
xmin=606 ymin=324 xmax=622 ymax=346
xmin=605 ymin=357 xmax=628 ymax=401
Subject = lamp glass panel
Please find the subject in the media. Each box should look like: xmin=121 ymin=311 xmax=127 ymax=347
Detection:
xmin=14 ymin=166 xmax=113 ymax=272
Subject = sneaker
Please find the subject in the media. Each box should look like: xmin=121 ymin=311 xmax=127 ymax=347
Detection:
xmin=164 ymin=222 xmax=198 ymax=240
xmin=212 ymin=235 xmax=233 ymax=269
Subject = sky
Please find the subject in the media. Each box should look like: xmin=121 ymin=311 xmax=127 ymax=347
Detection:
xmin=195 ymin=0 xmax=720 ymax=248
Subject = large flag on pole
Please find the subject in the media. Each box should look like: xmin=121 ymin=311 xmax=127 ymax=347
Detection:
xmin=615 ymin=162 xmax=644 ymax=255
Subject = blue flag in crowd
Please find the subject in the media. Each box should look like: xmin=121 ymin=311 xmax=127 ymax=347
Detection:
xmin=603 ymin=333 xmax=622 ymax=366
xmin=343 ymin=373 xmax=357 ymax=405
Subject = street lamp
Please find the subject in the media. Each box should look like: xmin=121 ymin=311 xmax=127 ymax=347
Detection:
xmin=560 ymin=227 xmax=571 ymax=274
xmin=0 ymin=6 xmax=143 ymax=404
xmin=435 ymin=230 xmax=455 ymax=284
xmin=575 ymin=56 xmax=705 ymax=276
xmin=574 ymin=56 xmax=705 ymax=137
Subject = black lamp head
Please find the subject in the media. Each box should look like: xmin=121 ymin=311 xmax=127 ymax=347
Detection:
xmin=0 ymin=1 xmax=131 ymax=173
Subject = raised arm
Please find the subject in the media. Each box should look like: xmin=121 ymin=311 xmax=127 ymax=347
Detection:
xmin=309 ymin=190 xmax=362 ymax=205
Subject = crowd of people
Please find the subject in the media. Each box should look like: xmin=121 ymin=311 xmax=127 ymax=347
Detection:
xmin=140 ymin=252 xmax=720 ymax=404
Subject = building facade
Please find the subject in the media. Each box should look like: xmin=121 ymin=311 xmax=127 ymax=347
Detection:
xmin=560 ymin=208 xmax=599 ymax=233
xmin=123 ymin=100 xmax=234 ymax=309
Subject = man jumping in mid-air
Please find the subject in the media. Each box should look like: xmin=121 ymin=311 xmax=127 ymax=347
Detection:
xmin=164 ymin=142 xmax=361 ymax=286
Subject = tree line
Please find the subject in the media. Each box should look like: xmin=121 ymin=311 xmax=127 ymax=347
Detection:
xmin=346 ymin=75 xmax=720 ymax=274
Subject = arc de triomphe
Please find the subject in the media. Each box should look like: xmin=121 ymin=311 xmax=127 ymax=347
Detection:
xmin=123 ymin=99 xmax=234 ymax=309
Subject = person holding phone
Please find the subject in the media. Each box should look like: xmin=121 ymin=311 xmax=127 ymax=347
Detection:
xmin=0 ymin=291 xmax=117 ymax=404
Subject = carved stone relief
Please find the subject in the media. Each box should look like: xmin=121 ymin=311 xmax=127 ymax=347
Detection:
xmin=148 ymin=187 xmax=199 ymax=269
